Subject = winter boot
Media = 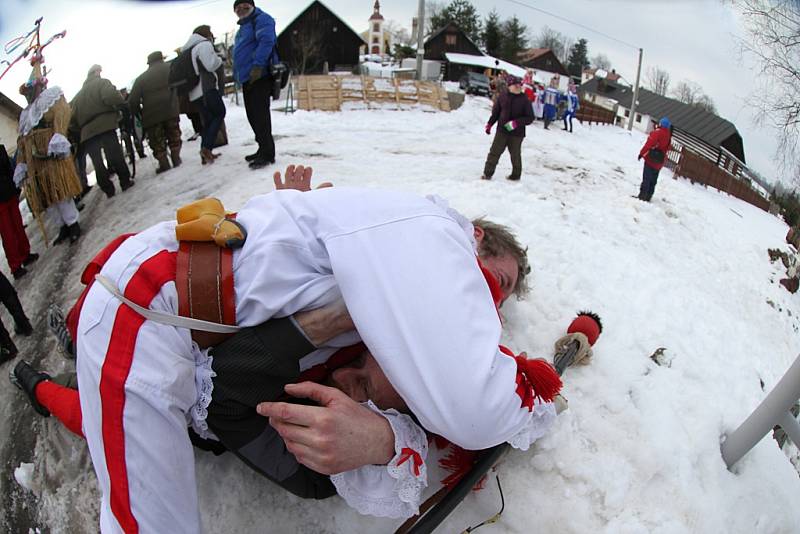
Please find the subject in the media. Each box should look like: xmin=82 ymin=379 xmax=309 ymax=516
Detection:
xmin=170 ymin=149 xmax=182 ymax=168
xmin=47 ymin=305 xmax=75 ymax=358
xmin=68 ymin=222 xmax=81 ymax=244
xmin=9 ymin=360 xmax=51 ymax=417
xmin=200 ymin=147 xmax=216 ymax=165
xmin=244 ymin=150 xmax=261 ymax=162
xmin=22 ymin=252 xmax=39 ymax=266
xmin=0 ymin=323 xmax=18 ymax=363
xmin=53 ymin=224 xmax=70 ymax=246
xmin=155 ymin=155 xmax=172 ymax=174
xmin=11 ymin=267 xmax=27 ymax=280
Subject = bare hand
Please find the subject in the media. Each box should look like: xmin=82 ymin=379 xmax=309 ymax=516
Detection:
xmin=257 ymin=382 xmax=395 ymax=474
xmin=273 ymin=164 xmax=333 ymax=192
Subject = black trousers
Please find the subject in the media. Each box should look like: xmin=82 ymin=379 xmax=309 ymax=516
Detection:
xmin=83 ymin=130 xmax=132 ymax=196
xmin=639 ymin=163 xmax=661 ymax=201
xmin=243 ymin=76 xmax=275 ymax=160
xmin=0 ymin=271 xmax=29 ymax=356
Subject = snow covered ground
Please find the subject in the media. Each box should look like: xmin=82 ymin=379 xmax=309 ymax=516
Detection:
xmin=2 ymin=95 xmax=799 ymax=533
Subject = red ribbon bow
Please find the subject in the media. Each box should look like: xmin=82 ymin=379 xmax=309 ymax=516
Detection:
xmin=397 ymin=447 xmax=423 ymax=477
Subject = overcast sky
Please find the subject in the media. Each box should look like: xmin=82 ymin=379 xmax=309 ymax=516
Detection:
xmin=0 ymin=0 xmax=782 ymax=182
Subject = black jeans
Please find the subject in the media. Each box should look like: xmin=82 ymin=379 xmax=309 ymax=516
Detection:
xmin=243 ymin=76 xmax=275 ymax=160
xmin=639 ymin=163 xmax=661 ymax=201
xmin=83 ymin=130 xmax=132 ymax=196
xmin=195 ymin=89 xmax=226 ymax=151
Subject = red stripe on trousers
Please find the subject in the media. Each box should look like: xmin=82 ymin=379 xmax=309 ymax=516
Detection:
xmin=0 ymin=197 xmax=30 ymax=271
xmin=99 ymin=250 xmax=176 ymax=534
xmin=34 ymin=380 xmax=84 ymax=437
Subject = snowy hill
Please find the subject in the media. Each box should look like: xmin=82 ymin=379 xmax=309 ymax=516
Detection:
xmin=2 ymin=95 xmax=799 ymax=533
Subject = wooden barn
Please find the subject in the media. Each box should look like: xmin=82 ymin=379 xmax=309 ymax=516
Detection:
xmin=517 ymin=48 xmax=568 ymax=76
xmin=276 ymin=0 xmax=366 ymax=74
xmin=423 ymin=22 xmax=482 ymax=81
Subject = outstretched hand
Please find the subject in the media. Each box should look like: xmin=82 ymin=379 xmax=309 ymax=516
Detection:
xmin=257 ymin=382 xmax=395 ymax=474
xmin=273 ymin=164 xmax=333 ymax=192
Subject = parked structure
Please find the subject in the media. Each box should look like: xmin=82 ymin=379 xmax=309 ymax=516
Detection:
xmin=517 ymin=48 xmax=569 ymax=77
xmin=276 ymin=0 xmax=366 ymax=74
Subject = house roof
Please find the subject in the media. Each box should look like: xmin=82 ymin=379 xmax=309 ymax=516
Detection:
xmin=583 ymin=67 xmax=621 ymax=82
xmin=0 ymin=91 xmax=22 ymax=118
xmin=444 ymin=53 xmax=526 ymax=77
xmin=579 ymin=77 xmax=742 ymax=151
xmin=277 ymin=0 xmax=367 ymax=45
xmin=517 ymin=48 xmax=551 ymax=62
xmin=424 ymin=21 xmax=482 ymax=52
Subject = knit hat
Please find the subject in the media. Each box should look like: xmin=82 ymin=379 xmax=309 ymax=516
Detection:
xmin=147 ymin=51 xmax=164 ymax=65
xmin=659 ymin=117 xmax=671 ymax=129
xmin=506 ymin=74 xmax=522 ymax=87
xmin=87 ymin=64 xmax=102 ymax=77
xmin=233 ymin=0 xmax=255 ymax=8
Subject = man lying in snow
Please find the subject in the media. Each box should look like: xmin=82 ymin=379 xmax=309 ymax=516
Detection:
xmin=11 ymin=165 xmax=562 ymax=532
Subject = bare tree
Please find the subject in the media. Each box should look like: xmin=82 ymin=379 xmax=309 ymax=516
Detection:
xmin=384 ymin=20 xmax=413 ymax=47
xmin=730 ymin=0 xmax=800 ymax=181
xmin=672 ymin=80 xmax=703 ymax=105
xmin=646 ymin=66 xmax=671 ymax=96
xmin=591 ymin=53 xmax=611 ymax=70
xmin=291 ymin=30 xmax=323 ymax=74
xmin=694 ymin=94 xmax=717 ymax=114
xmin=533 ymin=26 xmax=572 ymax=63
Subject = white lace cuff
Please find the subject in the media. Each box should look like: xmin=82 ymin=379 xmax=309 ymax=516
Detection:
xmin=48 ymin=133 xmax=71 ymax=157
xmin=330 ymin=401 xmax=428 ymax=519
xmin=508 ymin=400 xmax=557 ymax=451
xmin=13 ymin=163 xmax=27 ymax=187
xmin=188 ymin=342 xmax=218 ymax=441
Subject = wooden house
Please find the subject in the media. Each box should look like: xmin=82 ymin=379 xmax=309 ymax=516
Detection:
xmin=276 ymin=0 xmax=366 ymax=74
xmin=423 ymin=22 xmax=482 ymax=80
xmin=517 ymin=48 xmax=568 ymax=76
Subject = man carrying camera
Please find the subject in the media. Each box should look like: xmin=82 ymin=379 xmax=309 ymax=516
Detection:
xmin=233 ymin=0 xmax=279 ymax=170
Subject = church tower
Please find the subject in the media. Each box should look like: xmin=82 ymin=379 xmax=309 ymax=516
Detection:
xmin=368 ymin=0 xmax=385 ymax=56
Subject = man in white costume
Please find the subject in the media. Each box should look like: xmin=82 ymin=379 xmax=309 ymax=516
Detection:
xmin=76 ymin=167 xmax=560 ymax=532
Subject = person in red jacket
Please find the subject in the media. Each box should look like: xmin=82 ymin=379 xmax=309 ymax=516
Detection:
xmin=637 ymin=117 xmax=673 ymax=201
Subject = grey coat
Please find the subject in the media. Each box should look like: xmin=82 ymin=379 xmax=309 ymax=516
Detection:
xmin=70 ymin=75 xmax=125 ymax=143
xmin=128 ymin=59 xmax=179 ymax=129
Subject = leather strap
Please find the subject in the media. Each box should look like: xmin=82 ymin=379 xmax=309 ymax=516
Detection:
xmin=176 ymin=241 xmax=236 ymax=348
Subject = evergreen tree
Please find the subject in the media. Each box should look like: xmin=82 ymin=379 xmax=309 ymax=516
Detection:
xmin=428 ymin=0 xmax=483 ymax=43
xmin=482 ymin=10 xmax=502 ymax=56
xmin=567 ymin=38 xmax=589 ymax=77
xmin=498 ymin=16 xmax=528 ymax=63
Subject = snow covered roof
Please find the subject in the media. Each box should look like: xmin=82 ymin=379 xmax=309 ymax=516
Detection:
xmin=444 ymin=53 xmax=526 ymax=77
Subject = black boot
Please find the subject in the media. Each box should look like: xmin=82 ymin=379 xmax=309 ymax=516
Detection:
xmin=68 ymin=222 xmax=81 ymax=244
xmin=244 ymin=150 xmax=261 ymax=162
xmin=53 ymin=224 xmax=70 ymax=246
xmin=22 ymin=252 xmax=39 ymax=266
xmin=0 ymin=322 xmax=18 ymax=364
xmin=9 ymin=360 xmax=51 ymax=417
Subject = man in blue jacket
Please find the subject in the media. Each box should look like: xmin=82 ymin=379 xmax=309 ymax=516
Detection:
xmin=233 ymin=0 xmax=277 ymax=170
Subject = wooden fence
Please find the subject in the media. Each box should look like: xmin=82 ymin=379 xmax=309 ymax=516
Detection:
xmin=295 ymin=75 xmax=451 ymax=112
xmin=674 ymin=147 xmax=770 ymax=211
xmin=576 ymin=99 xmax=616 ymax=125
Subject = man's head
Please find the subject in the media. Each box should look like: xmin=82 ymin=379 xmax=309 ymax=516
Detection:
xmin=87 ymin=64 xmax=102 ymax=78
xmin=506 ymin=75 xmax=522 ymax=94
xmin=147 ymin=51 xmax=164 ymax=65
xmin=327 ymin=350 xmax=408 ymax=412
xmin=473 ymin=218 xmax=530 ymax=303
xmin=193 ymin=25 xmax=214 ymax=42
xmin=234 ymin=0 xmax=255 ymax=19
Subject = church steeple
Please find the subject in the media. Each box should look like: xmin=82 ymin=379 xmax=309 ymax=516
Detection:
xmin=368 ymin=0 xmax=386 ymax=55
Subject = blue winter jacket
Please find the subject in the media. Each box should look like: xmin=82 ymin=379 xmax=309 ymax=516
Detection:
xmin=233 ymin=7 xmax=277 ymax=84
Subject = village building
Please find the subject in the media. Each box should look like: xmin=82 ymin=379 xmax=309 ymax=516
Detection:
xmin=276 ymin=0 xmax=366 ymax=74
xmin=517 ymin=48 xmax=569 ymax=77
xmin=581 ymin=67 xmax=622 ymax=85
xmin=423 ymin=21 xmax=483 ymax=81
xmin=0 ymin=91 xmax=22 ymax=151
xmin=360 ymin=0 xmax=391 ymax=58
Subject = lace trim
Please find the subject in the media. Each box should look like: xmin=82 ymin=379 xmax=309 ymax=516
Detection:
xmin=18 ymin=86 xmax=63 ymax=136
xmin=189 ymin=342 xmax=218 ymax=440
xmin=48 ymin=133 xmax=71 ymax=157
xmin=426 ymin=194 xmax=477 ymax=253
xmin=508 ymin=400 xmax=557 ymax=451
xmin=330 ymin=401 xmax=428 ymax=519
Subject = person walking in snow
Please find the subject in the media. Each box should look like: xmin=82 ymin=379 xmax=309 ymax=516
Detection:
xmin=542 ymin=77 xmax=561 ymax=130
xmin=233 ymin=0 xmax=279 ymax=170
xmin=637 ymin=117 xmax=673 ymax=202
xmin=562 ymin=83 xmax=579 ymax=133
xmin=181 ymin=25 xmax=226 ymax=165
xmin=128 ymin=51 xmax=183 ymax=173
xmin=0 ymin=145 xmax=38 ymax=279
xmin=481 ymin=75 xmax=535 ymax=181
xmin=533 ymin=83 xmax=545 ymax=120
xmin=70 ymin=64 xmax=134 ymax=199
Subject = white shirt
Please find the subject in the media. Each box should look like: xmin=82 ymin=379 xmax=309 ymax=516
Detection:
xmin=76 ymin=187 xmax=555 ymax=532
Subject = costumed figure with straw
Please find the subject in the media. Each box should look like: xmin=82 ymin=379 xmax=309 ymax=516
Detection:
xmin=6 ymin=19 xmax=82 ymax=245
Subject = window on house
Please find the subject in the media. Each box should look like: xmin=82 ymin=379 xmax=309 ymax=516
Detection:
xmin=373 ymin=36 xmax=379 ymax=44
xmin=636 ymin=114 xmax=642 ymax=123
xmin=373 ymin=23 xmax=380 ymax=32
xmin=624 ymin=109 xmax=630 ymax=117
xmin=445 ymin=34 xmax=457 ymax=46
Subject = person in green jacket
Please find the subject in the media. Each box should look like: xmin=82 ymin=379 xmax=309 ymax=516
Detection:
xmin=128 ymin=51 xmax=183 ymax=173
xmin=70 ymin=65 xmax=134 ymax=198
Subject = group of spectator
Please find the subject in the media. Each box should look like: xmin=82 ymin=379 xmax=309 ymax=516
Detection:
xmin=0 ymin=0 xmax=281 ymax=361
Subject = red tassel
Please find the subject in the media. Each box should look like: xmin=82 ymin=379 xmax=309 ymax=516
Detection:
xmin=439 ymin=445 xmax=481 ymax=489
xmin=515 ymin=357 xmax=562 ymax=404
